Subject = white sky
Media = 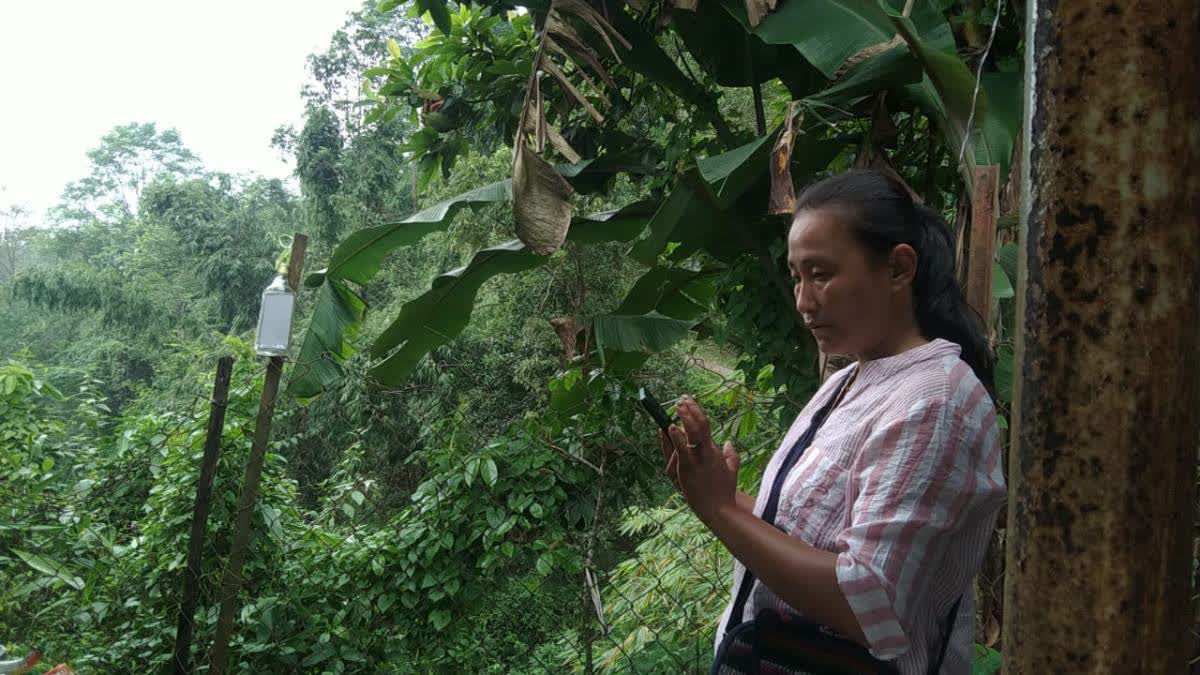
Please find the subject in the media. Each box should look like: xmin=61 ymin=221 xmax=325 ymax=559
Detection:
xmin=0 ymin=0 xmax=362 ymax=223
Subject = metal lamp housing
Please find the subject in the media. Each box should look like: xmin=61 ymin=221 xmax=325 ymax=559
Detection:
xmin=254 ymin=274 xmax=295 ymax=357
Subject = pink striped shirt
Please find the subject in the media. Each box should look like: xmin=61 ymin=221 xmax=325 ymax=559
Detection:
xmin=714 ymin=338 xmax=1006 ymax=673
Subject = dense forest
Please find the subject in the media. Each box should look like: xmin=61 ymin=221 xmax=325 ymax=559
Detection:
xmin=1 ymin=0 xmax=1020 ymax=672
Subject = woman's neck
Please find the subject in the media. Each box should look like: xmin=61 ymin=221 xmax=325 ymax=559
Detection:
xmin=855 ymin=328 xmax=929 ymax=363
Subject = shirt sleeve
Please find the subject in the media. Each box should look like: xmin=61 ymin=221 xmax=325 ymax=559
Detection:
xmin=833 ymin=394 xmax=998 ymax=661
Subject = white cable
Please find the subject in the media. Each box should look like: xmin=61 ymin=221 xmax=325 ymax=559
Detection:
xmin=959 ymin=0 xmax=1005 ymax=166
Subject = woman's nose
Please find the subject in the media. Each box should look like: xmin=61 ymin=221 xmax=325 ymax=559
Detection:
xmin=795 ymin=282 xmax=818 ymax=315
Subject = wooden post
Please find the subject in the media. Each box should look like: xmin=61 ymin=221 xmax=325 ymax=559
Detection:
xmin=1003 ymin=1 xmax=1199 ymax=672
xmin=966 ymin=165 xmax=999 ymax=323
xmin=173 ymin=356 xmax=235 ymax=675
xmin=208 ymin=234 xmax=307 ymax=674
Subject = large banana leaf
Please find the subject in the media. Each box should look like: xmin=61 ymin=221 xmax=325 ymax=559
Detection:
xmin=697 ymin=132 xmax=779 ymax=207
xmin=368 ymin=239 xmax=547 ymax=384
xmin=629 ymin=170 xmax=724 ymax=266
xmin=718 ymin=0 xmax=1017 ymax=187
xmin=635 ymin=126 xmax=851 ymax=267
xmin=593 ymin=312 xmax=695 ymax=354
xmin=996 ymin=241 xmax=1018 ymax=285
xmin=290 ymin=184 xmax=656 ymax=398
xmin=566 ymin=200 xmax=659 ymax=244
xmin=605 ymin=7 xmax=711 ymax=108
xmin=552 ymin=267 xmax=718 ymax=414
xmin=992 ymin=261 xmax=1014 ymax=300
xmin=808 ymin=43 xmax=921 ymax=104
xmin=698 ymin=125 xmax=850 ymax=208
xmin=315 ymin=179 xmax=512 ymax=287
xmin=605 ymin=5 xmax=734 ymax=143
xmin=613 ymin=266 xmax=719 ymax=321
xmin=367 ymin=201 xmax=660 ymax=386
xmin=979 ymin=71 xmax=1022 ymax=183
xmin=287 ymin=179 xmax=514 ymax=399
xmin=557 ymin=153 xmax=657 ymax=195
xmin=673 ymin=1 xmax=823 ymax=95
xmin=722 ymin=0 xmax=951 ymax=78
xmin=287 ymin=279 xmax=367 ymax=401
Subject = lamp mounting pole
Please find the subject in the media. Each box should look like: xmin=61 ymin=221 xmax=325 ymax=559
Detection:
xmin=208 ymin=233 xmax=307 ymax=674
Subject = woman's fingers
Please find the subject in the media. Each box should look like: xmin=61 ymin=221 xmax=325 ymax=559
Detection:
xmin=691 ymin=399 xmax=712 ymax=439
xmin=676 ymin=397 xmax=712 ymax=459
xmin=668 ymin=425 xmax=694 ymax=466
xmin=722 ymin=440 xmax=741 ymax=474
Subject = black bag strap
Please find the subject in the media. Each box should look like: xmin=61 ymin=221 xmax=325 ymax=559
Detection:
xmin=723 ymin=368 xmax=856 ymax=634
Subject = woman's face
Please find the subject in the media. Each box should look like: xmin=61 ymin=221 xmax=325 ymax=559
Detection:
xmin=786 ymin=207 xmax=898 ymax=358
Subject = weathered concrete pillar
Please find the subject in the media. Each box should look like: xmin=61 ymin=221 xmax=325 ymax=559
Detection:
xmin=1004 ymin=1 xmax=1200 ymax=673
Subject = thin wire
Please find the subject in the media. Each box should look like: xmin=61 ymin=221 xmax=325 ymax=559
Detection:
xmin=958 ymin=0 xmax=1006 ymax=166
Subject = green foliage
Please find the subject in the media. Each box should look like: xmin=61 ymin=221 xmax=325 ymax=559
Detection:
xmin=0 ymin=360 xmax=63 ymax=463
xmin=0 ymin=0 xmax=1026 ymax=670
xmin=52 ymin=122 xmax=201 ymax=226
xmin=974 ymin=644 xmax=1003 ymax=674
xmin=297 ymin=106 xmax=346 ymax=245
xmin=9 ymin=264 xmax=158 ymax=329
xmin=367 ymin=5 xmax=537 ymax=184
xmin=140 ymin=175 xmax=296 ymax=330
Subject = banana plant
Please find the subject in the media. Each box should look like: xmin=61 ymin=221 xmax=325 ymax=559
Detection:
xmin=289 ymin=0 xmax=1022 ymax=400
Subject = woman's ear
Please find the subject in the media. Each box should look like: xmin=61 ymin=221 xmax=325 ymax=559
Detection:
xmin=889 ymin=244 xmax=918 ymax=291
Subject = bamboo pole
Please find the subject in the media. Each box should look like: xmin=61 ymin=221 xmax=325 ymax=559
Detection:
xmin=173 ymin=356 xmax=235 ymax=675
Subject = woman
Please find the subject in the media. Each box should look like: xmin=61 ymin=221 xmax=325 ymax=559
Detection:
xmin=660 ymin=170 xmax=1006 ymax=674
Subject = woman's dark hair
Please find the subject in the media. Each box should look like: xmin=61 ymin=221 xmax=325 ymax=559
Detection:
xmin=794 ymin=169 xmax=994 ymax=391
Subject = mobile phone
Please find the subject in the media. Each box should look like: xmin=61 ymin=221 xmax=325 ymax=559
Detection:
xmin=637 ymin=387 xmax=673 ymax=433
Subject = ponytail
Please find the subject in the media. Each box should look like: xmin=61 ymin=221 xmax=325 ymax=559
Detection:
xmin=912 ymin=204 xmax=994 ymax=392
xmin=794 ymin=170 xmax=994 ymax=392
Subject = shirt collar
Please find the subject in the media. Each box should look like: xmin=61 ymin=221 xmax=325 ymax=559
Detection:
xmin=850 ymin=338 xmax=961 ymax=387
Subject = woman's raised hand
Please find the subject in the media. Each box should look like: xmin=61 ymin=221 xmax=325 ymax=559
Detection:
xmin=665 ymin=395 xmax=739 ymax=523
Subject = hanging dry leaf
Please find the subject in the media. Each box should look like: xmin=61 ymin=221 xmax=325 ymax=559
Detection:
xmin=744 ymin=0 xmax=778 ymax=27
xmin=769 ymin=103 xmax=800 ymax=215
xmin=544 ymin=124 xmax=582 ymax=164
xmin=513 ymin=141 xmax=574 ymax=255
xmin=854 ymin=93 xmax=922 ymax=203
xmin=984 ymin=612 xmax=1001 ymax=647
xmin=549 ymin=38 xmax=614 ymax=103
xmin=554 ymin=0 xmax=631 ymax=58
xmin=522 ymin=101 xmax=582 ymax=164
xmin=540 ymin=55 xmax=604 ymax=125
xmin=545 ymin=28 xmax=618 ymax=94
xmin=869 ymin=91 xmax=899 ymax=149
xmin=673 ymin=0 xmax=699 ymax=10
xmin=548 ymin=316 xmax=578 ymax=360
xmin=859 ymin=151 xmax=923 ymax=203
